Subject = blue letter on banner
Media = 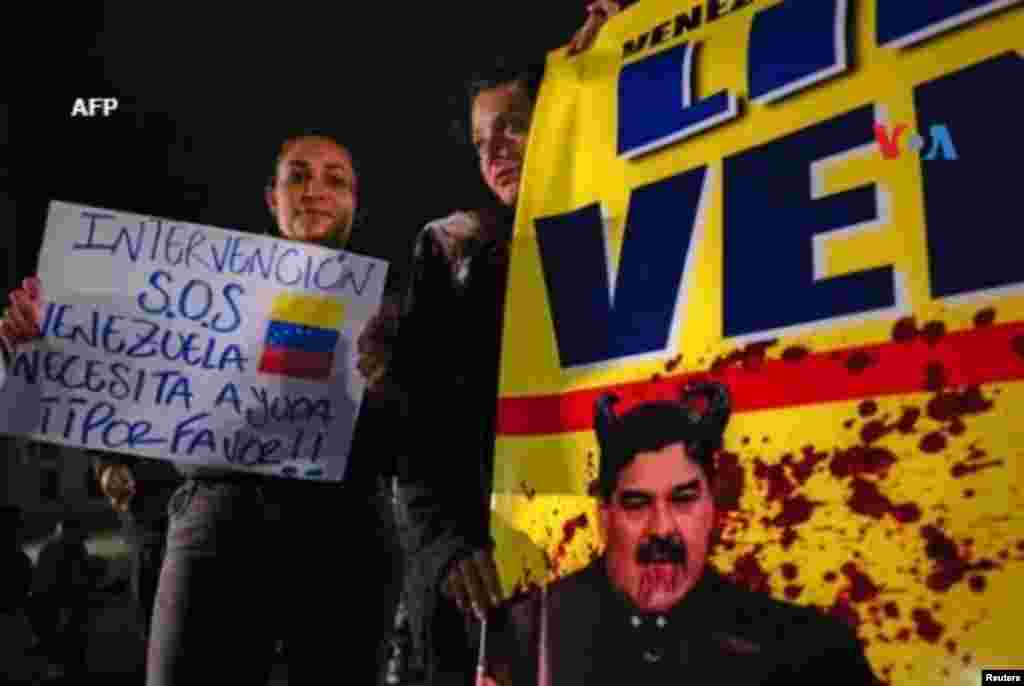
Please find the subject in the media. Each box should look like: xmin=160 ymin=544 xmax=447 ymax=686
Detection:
xmin=918 ymin=52 xmax=1024 ymax=300
xmin=723 ymin=105 xmax=896 ymax=339
xmin=536 ymin=166 xmax=709 ymax=367
xmin=618 ymin=41 xmax=738 ymax=159
xmin=749 ymin=0 xmax=851 ymax=104
xmin=877 ymin=0 xmax=1021 ymax=49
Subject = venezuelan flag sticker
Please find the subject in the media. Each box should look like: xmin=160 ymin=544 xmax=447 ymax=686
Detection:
xmin=258 ymin=294 xmax=346 ymax=382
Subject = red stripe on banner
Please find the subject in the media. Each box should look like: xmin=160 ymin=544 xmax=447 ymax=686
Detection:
xmin=497 ymin=321 xmax=1024 ymax=436
xmin=258 ymin=346 xmax=334 ymax=381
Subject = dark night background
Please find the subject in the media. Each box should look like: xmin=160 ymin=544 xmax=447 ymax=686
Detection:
xmin=11 ymin=2 xmax=597 ymax=297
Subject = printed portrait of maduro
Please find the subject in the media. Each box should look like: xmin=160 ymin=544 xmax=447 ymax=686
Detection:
xmin=481 ymin=382 xmax=879 ymax=685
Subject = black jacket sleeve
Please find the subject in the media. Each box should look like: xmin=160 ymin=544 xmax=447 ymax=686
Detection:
xmin=390 ymin=225 xmax=496 ymax=550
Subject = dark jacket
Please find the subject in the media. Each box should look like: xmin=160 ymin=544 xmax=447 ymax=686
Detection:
xmin=489 ymin=557 xmax=879 ymax=686
xmin=388 ymin=208 xmax=513 ymax=679
xmin=391 ymin=209 xmax=513 ymax=548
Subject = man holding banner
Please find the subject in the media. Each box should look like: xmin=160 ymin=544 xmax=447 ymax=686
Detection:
xmin=358 ymin=5 xmax=633 ymax=683
xmin=2 ymin=132 xmax=403 ymax=685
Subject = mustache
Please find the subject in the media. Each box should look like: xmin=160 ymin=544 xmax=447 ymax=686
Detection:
xmin=636 ymin=535 xmax=687 ymax=566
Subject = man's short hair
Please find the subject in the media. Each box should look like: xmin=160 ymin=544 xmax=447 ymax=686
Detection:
xmin=593 ymin=383 xmax=732 ymax=502
xmin=450 ymin=55 xmax=546 ymax=149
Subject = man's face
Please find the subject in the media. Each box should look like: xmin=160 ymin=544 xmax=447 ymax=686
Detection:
xmin=599 ymin=443 xmax=715 ymax=613
xmin=266 ymin=136 xmax=357 ymax=248
xmin=471 ymin=80 xmax=534 ymax=207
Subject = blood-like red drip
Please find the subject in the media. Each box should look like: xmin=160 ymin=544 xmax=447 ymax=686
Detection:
xmin=840 ymin=561 xmax=882 ymax=603
xmin=782 ymin=346 xmax=809 ymax=362
xmin=911 ymin=608 xmax=944 ymax=643
xmin=892 ymin=317 xmax=918 ymax=343
xmin=921 ymin=321 xmax=946 ymax=346
xmin=846 ymin=351 xmax=875 ymax=374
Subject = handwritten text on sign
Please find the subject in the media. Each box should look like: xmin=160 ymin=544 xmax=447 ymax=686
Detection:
xmin=0 ymin=201 xmax=387 ymax=481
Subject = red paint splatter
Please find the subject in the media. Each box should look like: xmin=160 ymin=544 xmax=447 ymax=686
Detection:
xmin=973 ymin=308 xmax=996 ymax=328
xmin=551 ymin=514 xmax=589 ymax=574
xmin=1012 ymin=336 xmax=1024 ymax=359
xmin=999 ymin=550 xmax=1010 ymax=560
xmin=729 ymin=552 xmax=771 ymax=595
xmin=1018 ymin=541 xmax=1024 ymax=552
xmin=884 ymin=602 xmax=900 ymax=619
xmin=968 ymin=576 xmax=986 ymax=592
xmin=948 ymin=417 xmax=966 ymax=436
xmin=924 ymin=362 xmax=946 ymax=392
xmin=896 ymin=407 xmax=921 ymax=434
xmin=710 ymin=340 xmax=778 ymax=374
xmin=831 ymin=446 xmax=896 ymax=479
xmin=945 ymin=639 xmax=958 ymax=655
xmin=921 ymin=321 xmax=947 ymax=346
xmin=784 ymin=585 xmax=803 ymax=600
xmin=861 ymin=419 xmax=894 ymax=445
xmin=963 ymin=489 xmax=975 ymax=498
xmin=665 ymin=354 xmax=682 ymax=372
xmin=920 ymin=432 xmax=947 ymax=454
xmin=868 ymin=604 xmax=883 ymax=627
xmin=772 ymin=495 xmax=820 ymax=528
xmin=847 ymin=479 xmax=922 ymax=523
xmin=779 ymin=528 xmax=799 ymax=549
xmin=824 ymin=571 xmax=838 ymax=583
xmin=911 ymin=608 xmax=944 ymax=643
xmin=829 ymin=598 xmax=862 ymax=630
xmin=892 ymin=317 xmax=918 ymax=343
xmin=846 ymin=350 xmax=875 ymax=374
xmin=966 ymin=445 xmax=987 ymax=461
xmin=782 ymin=346 xmax=809 ymax=362
xmin=921 ymin=525 xmax=999 ymax=592
xmin=927 ymin=386 xmax=994 ymax=423
xmin=587 ymin=479 xmax=600 ymax=497
xmin=952 ymin=459 xmax=1005 ymax=478
xmin=789 ymin=446 xmax=829 ymax=485
xmin=891 ymin=503 xmax=923 ymax=523
xmin=858 ymin=400 xmax=879 ymax=418
xmin=847 ymin=479 xmax=889 ymax=519
xmin=713 ymin=452 xmax=744 ymax=512
xmin=781 ymin=563 xmax=799 ymax=581
xmin=754 ymin=459 xmax=795 ymax=502
xmin=896 ymin=628 xmax=912 ymax=641
xmin=843 ymin=419 xmax=856 ymax=429
xmin=741 ymin=436 xmax=751 ymax=445
xmin=650 ymin=373 xmax=662 ymax=383
xmin=841 ymin=562 xmax=882 ymax=603
xmin=859 ymin=408 xmax=922 ymax=444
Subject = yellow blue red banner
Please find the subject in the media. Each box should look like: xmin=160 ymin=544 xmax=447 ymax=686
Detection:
xmin=493 ymin=1 xmax=1024 ymax=682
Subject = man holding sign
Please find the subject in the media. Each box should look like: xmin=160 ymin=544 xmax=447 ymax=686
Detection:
xmin=2 ymin=132 xmax=403 ymax=685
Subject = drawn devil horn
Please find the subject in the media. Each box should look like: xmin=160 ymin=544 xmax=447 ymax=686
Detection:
xmin=594 ymin=393 xmax=621 ymax=448
xmin=681 ymin=382 xmax=732 ymax=438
